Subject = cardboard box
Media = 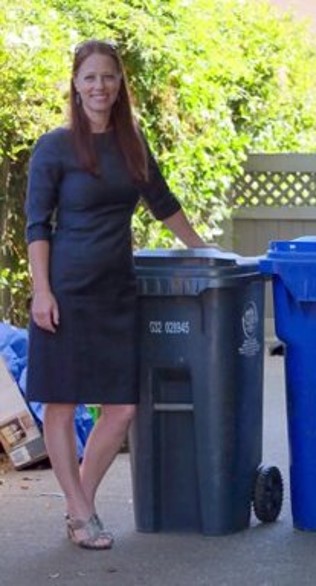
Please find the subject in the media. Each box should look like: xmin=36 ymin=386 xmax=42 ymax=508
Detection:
xmin=0 ymin=355 xmax=47 ymax=469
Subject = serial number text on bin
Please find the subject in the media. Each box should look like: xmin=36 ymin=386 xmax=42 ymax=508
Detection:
xmin=148 ymin=320 xmax=191 ymax=335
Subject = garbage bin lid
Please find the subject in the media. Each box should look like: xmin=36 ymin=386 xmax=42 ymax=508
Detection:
xmin=136 ymin=247 xmax=233 ymax=266
xmin=135 ymin=247 xmax=259 ymax=267
xmin=135 ymin=248 xmax=263 ymax=295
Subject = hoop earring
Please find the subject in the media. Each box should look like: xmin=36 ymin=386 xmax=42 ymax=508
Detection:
xmin=75 ymin=92 xmax=81 ymax=106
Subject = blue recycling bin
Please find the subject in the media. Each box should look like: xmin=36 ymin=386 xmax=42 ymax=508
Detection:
xmin=260 ymin=237 xmax=316 ymax=531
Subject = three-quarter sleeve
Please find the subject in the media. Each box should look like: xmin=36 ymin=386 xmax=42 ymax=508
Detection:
xmin=25 ymin=132 xmax=62 ymax=244
xmin=140 ymin=143 xmax=182 ymax=221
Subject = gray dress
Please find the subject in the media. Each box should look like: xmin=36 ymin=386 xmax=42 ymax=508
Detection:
xmin=25 ymin=127 xmax=181 ymax=404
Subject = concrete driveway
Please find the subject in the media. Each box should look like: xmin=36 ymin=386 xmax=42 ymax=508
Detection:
xmin=1 ymin=352 xmax=316 ymax=586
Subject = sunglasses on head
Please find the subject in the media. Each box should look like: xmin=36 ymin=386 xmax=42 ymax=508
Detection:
xmin=74 ymin=39 xmax=118 ymax=55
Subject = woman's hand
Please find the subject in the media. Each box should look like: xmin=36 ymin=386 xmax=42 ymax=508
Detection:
xmin=31 ymin=290 xmax=60 ymax=333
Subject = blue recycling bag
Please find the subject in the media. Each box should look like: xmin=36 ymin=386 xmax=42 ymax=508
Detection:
xmin=0 ymin=322 xmax=94 ymax=460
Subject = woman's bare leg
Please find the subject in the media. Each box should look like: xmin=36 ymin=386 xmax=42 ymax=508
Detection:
xmin=43 ymin=403 xmax=91 ymax=518
xmin=43 ymin=403 xmax=112 ymax=547
xmin=80 ymin=404 xmax=136 ymax=511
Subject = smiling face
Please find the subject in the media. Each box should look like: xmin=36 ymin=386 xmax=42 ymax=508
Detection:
xmin=73 ymin=52 xmax=122 ymax=127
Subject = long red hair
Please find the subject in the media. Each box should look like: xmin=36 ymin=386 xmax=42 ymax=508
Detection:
xmin=70 ymin=39 xmax=148 ymax=181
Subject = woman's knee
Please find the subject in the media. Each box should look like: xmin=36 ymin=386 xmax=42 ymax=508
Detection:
xmin=121 ymin=404 xmax=137 ymax=424
xmin=44 ymin=403 xmax=75 ymax=426
xmin=100 ymin=404 xmax=137 ymax=426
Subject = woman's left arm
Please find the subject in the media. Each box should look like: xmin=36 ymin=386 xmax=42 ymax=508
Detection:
xmin=139 ymin=138 xmax=219 ymax=248
xmin=163 ymin=209 xmax=217 ymax=248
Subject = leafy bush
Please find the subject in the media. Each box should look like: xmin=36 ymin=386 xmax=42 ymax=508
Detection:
xmin=1 ymin=0 xmax=316 ymax=324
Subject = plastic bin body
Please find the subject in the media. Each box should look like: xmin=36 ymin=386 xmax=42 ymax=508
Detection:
xmin=260 ymin=238 xmax=316 ymax=531
xmin=129 ymin=249 xmax=265 ymax=535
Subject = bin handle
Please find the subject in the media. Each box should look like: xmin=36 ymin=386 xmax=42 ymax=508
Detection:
xmin=153 ymin=403 xmax=194 ymax=412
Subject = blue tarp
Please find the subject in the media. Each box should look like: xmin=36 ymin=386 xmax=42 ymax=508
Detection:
xmin=0 ymin=322 xmax=94 ymax=460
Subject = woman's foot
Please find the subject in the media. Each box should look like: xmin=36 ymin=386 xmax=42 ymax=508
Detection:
xmin=66 ymin=515 xmax=114 ymax=550
xmin=65 ymin=511 xmax=106 ymax=532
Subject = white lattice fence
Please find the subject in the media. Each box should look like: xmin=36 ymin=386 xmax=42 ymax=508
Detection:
xmin=229 ymin=154 xmax=316 ymax=339
xmin=232 ymin=154 xmax=316 ymax=207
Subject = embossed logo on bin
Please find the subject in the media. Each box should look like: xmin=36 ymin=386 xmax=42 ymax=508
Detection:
xmin=239 ymin=301 xmax=261 ymax=357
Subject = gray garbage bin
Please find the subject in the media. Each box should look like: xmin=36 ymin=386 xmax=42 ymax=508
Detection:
xmin=129 ymin=248 xmax=283 ymax=535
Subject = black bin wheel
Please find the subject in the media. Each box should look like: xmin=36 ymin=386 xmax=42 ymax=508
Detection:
xmin=253 ymin=464 xmax=283 ymax=523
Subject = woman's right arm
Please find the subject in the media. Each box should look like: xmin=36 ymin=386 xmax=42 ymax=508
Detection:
xmin=26 ymin=131 xmax=63 ymax=333
xmin=28 ymin=240 xmax=59 ymax=333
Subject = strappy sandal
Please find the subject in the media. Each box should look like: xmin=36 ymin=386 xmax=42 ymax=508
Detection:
xmin=66 ymin=515 xmax=114 ymax=550
xmin=65 ymin=512 xmax=108 ymax=534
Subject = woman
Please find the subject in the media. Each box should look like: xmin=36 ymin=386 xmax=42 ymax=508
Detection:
xmin=25 ymin=39 xmax=208 ymax=550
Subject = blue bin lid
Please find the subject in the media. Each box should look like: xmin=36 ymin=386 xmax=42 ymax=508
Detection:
xmin=260 ymin=236 xmax=316 ymax=301
xmin=262 ymin=236 xmax=316 ymax=261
